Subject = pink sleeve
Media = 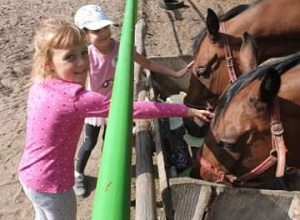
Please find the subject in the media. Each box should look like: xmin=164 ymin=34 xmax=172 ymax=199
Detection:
xmin=133 ymin=101 xmax=187 ymax=119
xmin=75 ymin=90 xmax=187 ymax=119
xmin=74 ymin=90 xmax=111 ymax=117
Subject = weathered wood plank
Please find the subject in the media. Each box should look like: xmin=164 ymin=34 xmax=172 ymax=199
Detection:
xmin=288 ymin=195 xmax=300 ymax=219
xmin=153 ymin=119 xmax=174 ymax=220
xmin=135 ymin=127 xmax=157 ymax=220
xmin=191 ymin=185 xmax=212 ymax=220
xmin=134 ymin=18 xmax=157 ymax=220
xmin=168 ymin=178 xmax=300 ymax=220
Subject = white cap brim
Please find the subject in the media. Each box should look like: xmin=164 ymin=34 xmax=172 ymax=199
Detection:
xmin=83 ymin=20 xmax=115 ymax=30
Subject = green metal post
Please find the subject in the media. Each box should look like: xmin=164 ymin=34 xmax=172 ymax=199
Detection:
xmin=91 ymin=0 xmax=137 ymax=219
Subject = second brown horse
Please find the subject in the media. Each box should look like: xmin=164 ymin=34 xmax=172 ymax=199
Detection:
xmin=184 ymin=0 xmax=300 ymax=137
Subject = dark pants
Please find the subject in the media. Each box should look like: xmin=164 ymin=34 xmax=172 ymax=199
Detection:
xmin=75 ymin=124 xmax=106 ymax=174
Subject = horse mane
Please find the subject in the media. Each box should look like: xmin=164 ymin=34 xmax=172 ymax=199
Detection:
xmin=214 ymin=52 xmax=300 ymax=121
xmin=192 ymin=4 xmax=250 ymax=54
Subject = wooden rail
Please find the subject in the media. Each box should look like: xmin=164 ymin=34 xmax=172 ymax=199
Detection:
xmin=134 ymin=18 xmax=157 ymax=220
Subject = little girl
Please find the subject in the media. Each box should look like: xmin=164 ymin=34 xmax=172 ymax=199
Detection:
xmin=73 ymin=4 xmax=195 ymax=197
xmin=18 ymin=19 xmax=213 ymax=219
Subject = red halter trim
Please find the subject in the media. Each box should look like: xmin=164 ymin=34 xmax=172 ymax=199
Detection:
xmin=270 ymin=97 xmax=288 ymax=177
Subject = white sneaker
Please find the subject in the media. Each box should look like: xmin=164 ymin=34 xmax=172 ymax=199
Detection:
xmin=73 ymin=172 xmax=86 ymax=197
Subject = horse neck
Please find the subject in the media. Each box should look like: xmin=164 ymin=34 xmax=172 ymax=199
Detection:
xmin=226 ymin=0 xmax=300 ymax=62
xmin=227 ymin=0 xmax=300 ymax=35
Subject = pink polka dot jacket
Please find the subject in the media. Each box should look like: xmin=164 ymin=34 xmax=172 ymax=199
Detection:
xmin=18 ymin=78 xmax=188 ymax=193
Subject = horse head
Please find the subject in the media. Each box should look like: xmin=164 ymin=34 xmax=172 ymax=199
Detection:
xmin=184 ymin=7 xmax=257 ymax=137
xmin=191 ymin=53 xmax=300 ymax=188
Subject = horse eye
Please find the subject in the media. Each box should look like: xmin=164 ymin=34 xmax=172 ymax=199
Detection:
xmin=211 ymin=61 xmax=218 ymax=71
xmin=196 ymin=67 xmax=208 ymax=78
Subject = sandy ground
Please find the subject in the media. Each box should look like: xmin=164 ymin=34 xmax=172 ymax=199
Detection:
xmin=0 ymin=0 xmax=253 ymax=219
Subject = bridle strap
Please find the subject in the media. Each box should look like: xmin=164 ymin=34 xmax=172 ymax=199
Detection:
xmin=239 ymin=154 xmax=277 ymax=181
xmin=219 ymin=22 xmax=238 ymax=83
xmin=270 ymin=97 xmax=288 ymax=177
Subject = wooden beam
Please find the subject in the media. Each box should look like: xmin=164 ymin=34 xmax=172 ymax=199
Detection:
xmin=134 ymin=18 xmax=157 ymax=220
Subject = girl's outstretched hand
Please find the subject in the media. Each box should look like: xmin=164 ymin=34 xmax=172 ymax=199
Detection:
xmin=175 ymin=60 xmax=194 ymax=77
xmin=186 ymin=107 xmax=214 ymax=123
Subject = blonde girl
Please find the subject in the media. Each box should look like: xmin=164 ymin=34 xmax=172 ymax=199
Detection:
xmin=18 ymin=18 xmax=213 ymax=220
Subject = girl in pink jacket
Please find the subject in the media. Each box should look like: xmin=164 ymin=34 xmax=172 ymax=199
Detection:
xmin=18 ymin=19 xmax=213 ymax=220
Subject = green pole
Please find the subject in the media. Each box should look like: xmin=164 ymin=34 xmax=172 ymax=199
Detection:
xmin=91 ymin=0 xmax=137 ymax=219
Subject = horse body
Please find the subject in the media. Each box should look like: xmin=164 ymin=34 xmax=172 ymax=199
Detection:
xmin=227 ymin=0 xmax=300 ymax=61
xmin=191 ymin=54 xmax=300 ymax=188
xmin=185 ymin=0 xmax=300 ymax=113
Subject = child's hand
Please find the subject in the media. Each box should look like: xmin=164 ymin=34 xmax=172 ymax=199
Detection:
xmin=186 ymin=107 xmax=214 ymax=123
xmin=175 ymin=61 xmax=195 ymax=77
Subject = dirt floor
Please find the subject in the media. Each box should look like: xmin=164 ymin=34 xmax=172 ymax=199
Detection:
xmin=0 ymin=0 xmax=253 ymax=219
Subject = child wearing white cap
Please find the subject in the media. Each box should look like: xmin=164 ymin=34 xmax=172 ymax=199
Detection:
xmin=73 ymin=4 xmax=193 ymax=197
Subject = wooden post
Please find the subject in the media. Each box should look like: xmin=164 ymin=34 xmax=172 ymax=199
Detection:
xmin=134 ymin=18 xmax=157 ymax=220
xmin=145 ymin=68 xmax=174 ymax=220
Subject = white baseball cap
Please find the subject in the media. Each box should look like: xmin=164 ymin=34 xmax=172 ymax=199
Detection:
xmin=74 ymin=5 xmax=115 ymax=30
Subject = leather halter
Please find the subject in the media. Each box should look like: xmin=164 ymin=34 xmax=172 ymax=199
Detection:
xmin=198 ymin=97 xmax=288 ymax=185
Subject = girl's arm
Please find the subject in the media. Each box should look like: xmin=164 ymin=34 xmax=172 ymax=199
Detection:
xmin=134 ymin=51 xmax=193 ymax=78
xmin=132 ymin=101 xmax=214 ymax=123
xmin=77 ymin=91 xmax=213 ymax=123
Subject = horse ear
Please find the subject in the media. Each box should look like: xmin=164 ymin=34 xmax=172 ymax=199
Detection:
xmin=259 ymin=68 xmax=281 ymax=103
xmin=240 ymin=32 xmax=258 ymax=72
xmin=206 ymin=8 xmax=220 ymax=41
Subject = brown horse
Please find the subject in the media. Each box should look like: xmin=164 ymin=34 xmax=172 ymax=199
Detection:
xmin=184 ymin=0 xmax=300 ymax=137
xmin=191 ymin=53 xmax=300 ymax=189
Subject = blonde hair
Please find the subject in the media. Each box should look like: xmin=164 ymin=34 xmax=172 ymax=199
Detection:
xmin=31 ymin=18 xmax=87 ymax=80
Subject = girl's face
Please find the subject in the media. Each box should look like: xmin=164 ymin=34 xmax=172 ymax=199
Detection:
xmin=85 ymin=26 xmax=112 ymax=49
xmin=48 ymin=42 xmax=89 ymax=86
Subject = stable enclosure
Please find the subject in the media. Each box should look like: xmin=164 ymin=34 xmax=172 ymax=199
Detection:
xmin=145 ymin=56 xmax=300 ymax=220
